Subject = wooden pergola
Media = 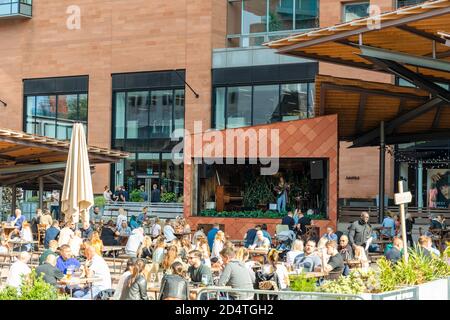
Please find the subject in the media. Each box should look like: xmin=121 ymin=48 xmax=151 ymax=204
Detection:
xmin=0 ymin=127 xmax=128 ymax=211
xmin=266 ymin=0 xmax=450 ymax=220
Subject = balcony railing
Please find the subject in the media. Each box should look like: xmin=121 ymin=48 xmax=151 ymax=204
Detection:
xmin=0 ymin=0 xmax=32 ymax=19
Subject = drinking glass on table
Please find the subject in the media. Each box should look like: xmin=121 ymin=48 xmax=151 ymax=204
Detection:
xmin=66 ymin=266 xmax=74 ymax=280
xmin=201 ymin=274 xmax=209 ymax=287
xmin=149 ymin=273 xmax=156 ymax=288
xmin=157 ymin=272 xmax=164 ymax=283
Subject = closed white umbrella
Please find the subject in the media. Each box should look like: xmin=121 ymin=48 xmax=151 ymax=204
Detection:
xmin=61 ymin=123 xmax=94 ymax=225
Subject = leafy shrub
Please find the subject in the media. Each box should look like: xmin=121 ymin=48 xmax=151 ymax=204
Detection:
xmin=94 ymin=196 xmax=106 ymax=208
xmin=199 ymin=209 xmax=327 ymax=220
xmin=27 ymin=196 xmax=40 ymax=203
xmin=130 ymin=189 xmax=144 ymax=202
xmin=0 ymin=271 xmax=68 ymax=300
xmin=161 ymin=192 xmax=177 ymax=203
xmin=289 ymin=274 xmax=317 ymax=292
xmin=319 ymin=270 xmax=379 ymax=295
xmin=0 ymin=286 xmax=19 ymax=300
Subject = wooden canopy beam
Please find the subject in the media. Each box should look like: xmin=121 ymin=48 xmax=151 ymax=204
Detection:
xmin=396 ymin=25 xmax=446 ymax=44
xmin=356 ymin=94 xmax=368 ymax=134
xmin=352 ymin=97 xmax=444 ymax=147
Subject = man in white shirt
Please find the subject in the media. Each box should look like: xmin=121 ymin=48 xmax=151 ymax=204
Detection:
xmin=6 ymin=251 xmax=31 ymax=289
xmin=163 ymin=220 xmax=177 ymax=243
xmin=68 ymin=230 xmax=83 ymax=257
xmin=50 ymin=190 xmax=60 ymax=221
xmin=58 ymin=222 xmax=75 ymax=247
xmin=73 ymin=245 xmax=111 ymax=299
xmin=116 ymin=208 xmax=128 ymax=228
xmin=250 ymin=230 xmax=271 ymax=249
xmin=150 ymin=219 xmax=162 ymax=240
xmin=125 ymin=228 xmax=144 ymax=257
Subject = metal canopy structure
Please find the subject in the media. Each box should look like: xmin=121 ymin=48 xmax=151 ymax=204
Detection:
xmin=313 ymin=74 xmax=450 ymax=147
xmin=0 ymin=128 xmax=128 ymax=190
xmin=266 ymin=0 xmax=450 ymax=221
xmin=267 ymin=0 xmax=450 ymax=148
xmin=267 ymin=0 xmax=450 ymax=83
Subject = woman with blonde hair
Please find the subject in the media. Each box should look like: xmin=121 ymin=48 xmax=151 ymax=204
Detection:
xmin=286 ymin=239 xmax=304 ymax=266
xmin=137 ymin=236 xmax=153 ymax=259
xmin=89 ymin=231 xmax=104 ymax=256
xmin=194 ymin=235 xmax=211 ymax=267
xmin=18 ymin=221 xmax=33 ymax=252
xmin=211 ymin=230 xmax=225 ymax=264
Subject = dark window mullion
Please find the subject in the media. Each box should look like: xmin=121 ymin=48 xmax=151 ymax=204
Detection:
xmin=224 ymin=87 xmax=228 ymax=129
xmin=250 ymin=85 xmax=254 ymax=126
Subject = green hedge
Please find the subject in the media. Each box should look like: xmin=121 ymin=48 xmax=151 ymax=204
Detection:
xmin=199 ymin=209 xmax=327 ymax=220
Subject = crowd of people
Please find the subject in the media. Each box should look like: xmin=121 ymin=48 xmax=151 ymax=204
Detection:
xmin=1 ymin=205 xmax=448 ymax=300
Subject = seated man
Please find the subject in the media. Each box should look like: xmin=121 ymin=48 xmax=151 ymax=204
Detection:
xmin=73 ymin=245 xmax=112 ymax=299
xmin=125 ymin=228 xmax=144 ymax=257
xmin=36 ymin=254 xmax=64 ymax=287
xmin=187 ymin=250 xmax=213 ymax=284
xmin=243 ymin=225 xmax=259 ymax=248
xmin=323 ymin=240 xmax=344 ymax=274
xmin=294 ymin=240 xmax=321 ymax=272
xmin=261 ymin=224 xmax=272 ymax=243
xmin=56 ymin=245 xmax=81 ymax=274
xmin=322 ymin=227 xmax=338 ymax=242
xmin=6 ymin=251 xmax=31 ymax=289
xmin=218 ymin=247 xmax=255 ymax=300
xmin=39 ymin=240 xmax=59 ymax=265
xmin=385 ymin=237 xmax=403 ymax=264
xmin=249 ymin=230 xmax=271 ymax=250
xmin=417 ymin=235 xmax=440 ymax=257
xmin=44 ymin=221 xmax=60 ymax=249
xmin=58 ymin=222 xmax=75 ymax=247
xmin=81 ymin=221 xmax=94 ymax=239
xmin=338 ymin=235 xmax=354 ymax=261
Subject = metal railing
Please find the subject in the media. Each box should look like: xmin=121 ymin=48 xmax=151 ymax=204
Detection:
xmin=339 ymin=206 xmax=450 ymax=224
xmin=196 ymin=288 xmax=364 ymax=300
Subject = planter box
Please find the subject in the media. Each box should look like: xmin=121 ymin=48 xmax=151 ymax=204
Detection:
xmin=281 ymin=277 xmax=449 ymax=300
xmin=361 ymin=277 xmax=449 ymax=300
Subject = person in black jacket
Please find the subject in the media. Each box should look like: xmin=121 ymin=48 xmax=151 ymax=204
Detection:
xmin=405 ymin=213 xmax=415 ymax=247
xmin=348 ymin=212 xmax=372 ymax=248
xmin=159 ymin=262 xmax=189 ymax=300
xmin=100 ymin=220 xmax=120 ymax=246
xmin=120 ymin=259 xmax=149 ymax=300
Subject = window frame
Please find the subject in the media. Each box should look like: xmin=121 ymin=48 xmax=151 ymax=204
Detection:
xmin=341 ymin=1 xmax=370 ymax=23
xmin=212 ymin=80 xmax=315 ymax=129
xmin=23 ymin=91 xmax=89 ymax=139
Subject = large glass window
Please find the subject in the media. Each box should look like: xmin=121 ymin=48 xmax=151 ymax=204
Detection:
xmin=114 ymin=152 xmax=184 ymax=199
xmin=226 ymin=86 xmax=252 ymax=128
xmin=25 ymin=93 xmax=87 ymax=140
xmin=227 ymin=0 xmax=319 ymax=47
xmin=396 ymin=0 xmax=427 ymax=8
xmin=253 ymin=85 xmax=280 ymax=125
xmin=243 ymin=0 xmax=267 ymax=34
xmin=342 ymin=2 xmax=369 ymax=23
xmin=150 ymin=90 xmax=173 ymax=138
xmin=280 ymin=83 xmax=308 ymax=121
xmin=113 ymin=89 xmax=184 ymax=142
xmin=213 ymin=82 xmax=314 ymax=129
xmin=126 ymin=91 xmax=149 ymax=139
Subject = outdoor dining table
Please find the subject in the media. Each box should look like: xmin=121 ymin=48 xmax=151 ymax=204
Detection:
xmin=346 ymin=259 xmax=363 ymax=269
xmin=1 ymin=225 xmax=17 ymax=238
xmin=102 ymin=246 xmax=126 ymax=273
xmin=57 ymin=276 xmax=103 ymax=300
